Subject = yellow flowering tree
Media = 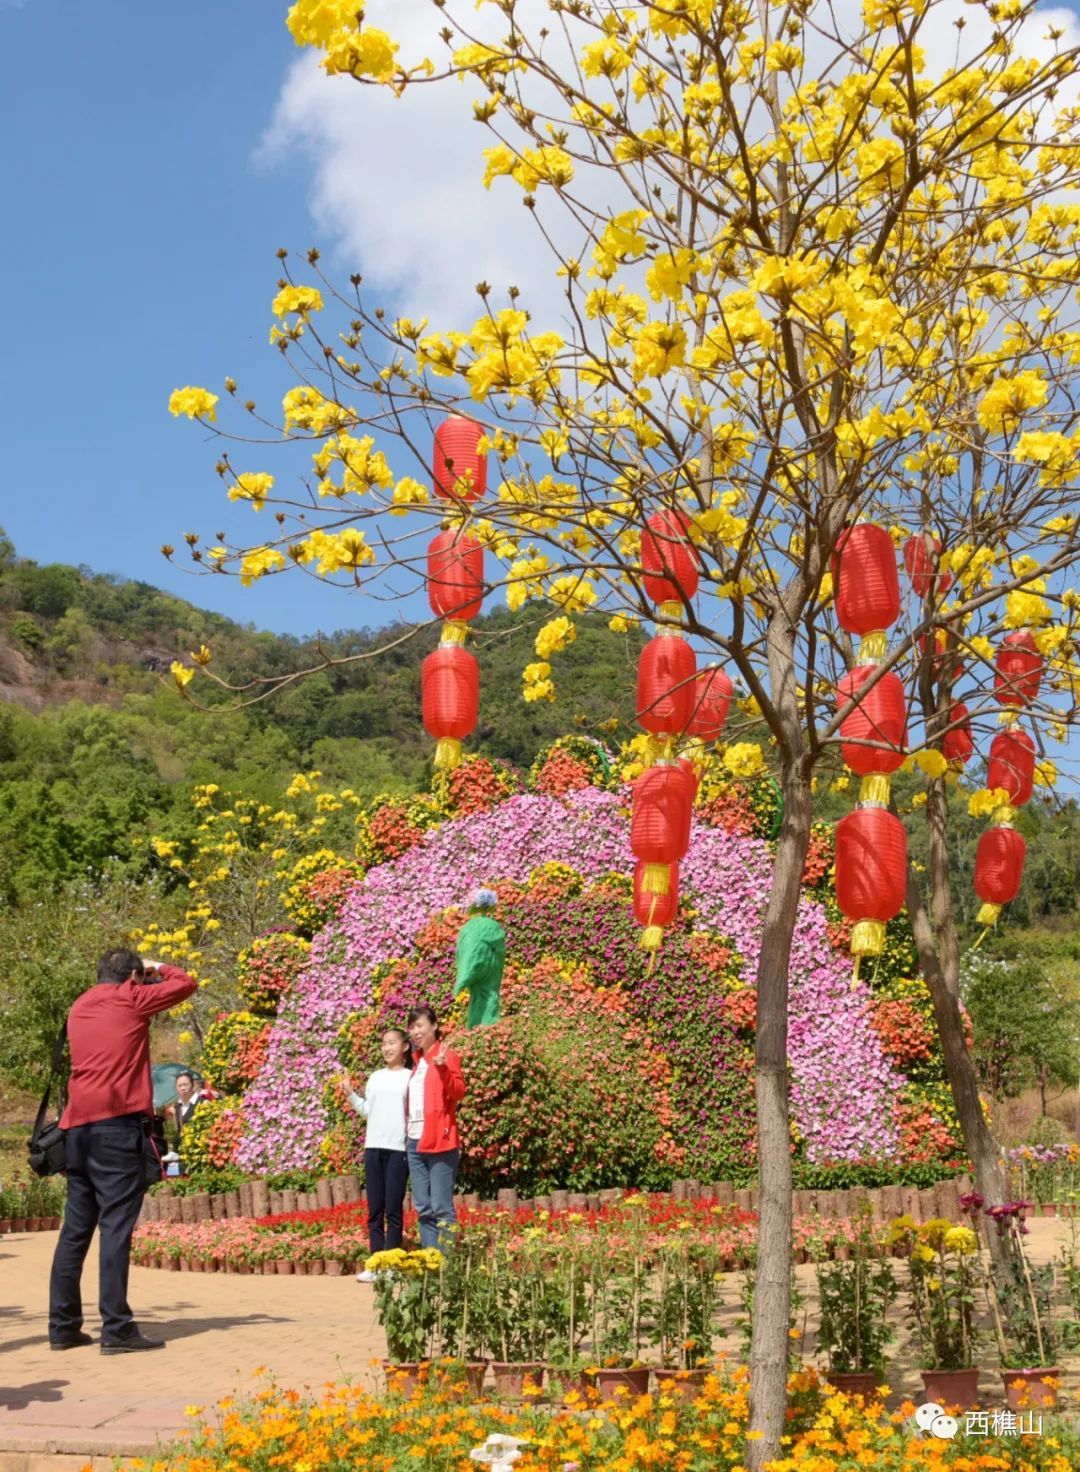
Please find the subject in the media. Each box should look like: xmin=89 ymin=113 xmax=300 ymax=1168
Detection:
xmin=168 ymin=0 xmax=1080 ymax=1459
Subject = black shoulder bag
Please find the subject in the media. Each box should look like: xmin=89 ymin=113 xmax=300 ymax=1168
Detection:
xmin=28 ymin=1023 xmax=68 ymax=1177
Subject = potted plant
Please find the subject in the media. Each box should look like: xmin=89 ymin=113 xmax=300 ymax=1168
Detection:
xmin=891 ymin=1215 xmax=982 ymax=1410
xmin=0 ymin=1185 xmax=14 ymax=1234
xmin=368 ymin=1246 xmax=444 ymax=1394
xmin=979 ymin=1198 xmax=1063 ymax=1410
xmin=584 ymin=1231 xmax=653 ymax=1398
xmin=653 ymin=1240 xmax=723 ymax=1400
xmin=815 ymin=1211 xmax=896 ymax=1399
xmin=481 ymin=1230 xmax=549 ymax=1399
xmin=433 ymin=1227 xmax=491 ymax=1399
xmin=543 ymin=1243 xmax=593 ymax=1404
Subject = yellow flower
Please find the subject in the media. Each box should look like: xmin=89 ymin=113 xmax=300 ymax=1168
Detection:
xmin=976 ymin=370 xmax=1049 ymax=432
xmin=723 ymin=742 xmax=766 ymax=779
xmin=229 ymin=472 xmax=274 ymax=510
xmin=271 ymin=284 xmax=324 ymax=319
xmin=911 ymin=748 xmax=949 ymax=780
xmin=239 ymin=546 xmax=286 ymax=586
xmin=535 ymin=616 xmax=576 ymax=659
xmin=190 ymin=645 xmax=212 ymax=666
xmin=170 ymin=661 xmax=195 ymax=690
xmin=169 ymin=386 xmax=218 ymax=421
xmin=967 ymin=786 xmax=1012 ymax=818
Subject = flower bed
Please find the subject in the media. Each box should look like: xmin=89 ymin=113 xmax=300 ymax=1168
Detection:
xmin=133 ymin=1193 xmax=888 ymax=1274
xmin=124 ymin=1363 xmax=1080 ymax=1472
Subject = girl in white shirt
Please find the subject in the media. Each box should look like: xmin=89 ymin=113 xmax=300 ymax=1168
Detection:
xmin=342 ymin=1027 xmax=410 ymax=1280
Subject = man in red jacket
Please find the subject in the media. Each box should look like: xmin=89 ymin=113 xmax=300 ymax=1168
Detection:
xmin=48 ymin=949 xmax=197 ymax=1353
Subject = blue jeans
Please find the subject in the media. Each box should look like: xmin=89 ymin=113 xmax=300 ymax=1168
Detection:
xmin=406 ymin=1139 xmax=459 ymax=1250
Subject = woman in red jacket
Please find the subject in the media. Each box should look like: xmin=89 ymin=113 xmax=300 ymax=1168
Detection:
xmin=405 ymin=1005 xmax=466 ymax=1250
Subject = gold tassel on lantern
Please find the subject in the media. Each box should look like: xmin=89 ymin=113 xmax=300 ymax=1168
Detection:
xmin=441 ymin=620 xmax=469 ymax=647
xmin=857 ymin=630 xmax=889 ymax=660
xmin=851 ymin=919 xmax=886 ymax=957
xmin=858 ymin=774 xmax=892 ymax=806
xmin=658 ymin=600 xmax=683 ymax=626
xmin=435 ymin=738 xmax=463 ymax=770
xmin=640 ymin=862 xmax=671 ymax=895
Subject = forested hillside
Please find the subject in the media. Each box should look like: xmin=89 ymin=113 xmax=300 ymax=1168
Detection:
xmin=0 ymin=529 xmax=643 ymax=903
xmin=1 ymin=529 xmax=1077 ymax=1109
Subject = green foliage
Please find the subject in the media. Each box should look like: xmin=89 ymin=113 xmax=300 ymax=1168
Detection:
xmin=961 ymin=953 xmax=1078 ymax=1102
xmin=0 ymin=873 xmax=174 ymax=1093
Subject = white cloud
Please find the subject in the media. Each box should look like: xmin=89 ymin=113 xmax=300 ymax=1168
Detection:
xmin=260 ymin=0 xmax=1080 ymax=334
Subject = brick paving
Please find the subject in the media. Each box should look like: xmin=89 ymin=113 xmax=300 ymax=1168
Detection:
xmin=0 ymin=1228 xmax=386 ymax=1469
xmin=1 ymin=1214 xmax=1076 ymax=1469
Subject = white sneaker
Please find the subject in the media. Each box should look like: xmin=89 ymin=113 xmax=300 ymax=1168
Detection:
xmin=355 ymin=1269 xmax=377 ymax=1282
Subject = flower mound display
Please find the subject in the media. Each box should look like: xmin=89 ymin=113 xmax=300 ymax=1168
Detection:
xmin=237 ymin=785 xmax=916 ymax=1177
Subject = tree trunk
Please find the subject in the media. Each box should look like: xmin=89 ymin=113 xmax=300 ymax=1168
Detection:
xmin=747 ymin=763 xmax=812 ymax=1471
xmin=904 ymin=870 xmax=1017 ymax=1278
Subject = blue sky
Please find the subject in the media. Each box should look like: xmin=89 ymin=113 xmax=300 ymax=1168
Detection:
xmin=0 ymin=1 xmax=398 ymax=635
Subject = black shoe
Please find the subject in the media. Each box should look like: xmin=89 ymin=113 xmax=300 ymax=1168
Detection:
xmin=51 ymin=1332 xmax=94 ymax=1351
xmin=100 ymin=1333 xmax=166 ymax=1354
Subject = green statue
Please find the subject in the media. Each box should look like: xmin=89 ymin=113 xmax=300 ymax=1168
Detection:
xmin=454 ymin=888 xmax=506 ymax=1027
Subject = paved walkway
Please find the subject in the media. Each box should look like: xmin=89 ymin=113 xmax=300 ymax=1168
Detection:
xmin=1 ymin=1216 xmax=1076 ymax=1469
xmin=0 ymin=1229 xmax=385 ymax=1470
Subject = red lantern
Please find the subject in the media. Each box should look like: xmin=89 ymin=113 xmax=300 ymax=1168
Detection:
xmin=903 ymin=533 xmax=952 ymax=600
xmin=974 ymin=826 xmax=1026 ymax=918
xmin=687 ymin=666 xmax=733 ymax=742
xmin=630 ymin=763 xmax=694 ymax=894
xmin=994 ymin=631 xmax=1042 ymax=708
xmin=941 ymin=703 xmax=974 ymax=765
xmin=633 ymin=861 xmax=680 ymax=929
xmin=917 ymin=629 xmax=964 ymax=684
xmin=433 ymin=416 xmax=487 ymax=503
xmin=637 ymin=634 xmax=697 ymax=734
xmin=834 ymin=807 xmax=907 ymax=955
xmin=642 ymin=508 xmax=701 ymax=605
xmin=837 ymin=666 xmax=907 ymax=775
xmin=678 ymin=756 xmax=700 ymax=800
xmin=986 ymin=728 xmax=1035 ymax=807
xmin=427 ymin=529 xmax=484 ymax=622
xmin=421 ymin=642 xmax=479 ymax=769
xmin=831 ymin=524 xmax=901 ymax=639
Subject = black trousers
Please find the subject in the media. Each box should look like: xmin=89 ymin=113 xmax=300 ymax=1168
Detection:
xmin=364 ymin=1147 xmax=408 ymax=1254
xmin=49 ymin=1115 xmax=146 ymax=1344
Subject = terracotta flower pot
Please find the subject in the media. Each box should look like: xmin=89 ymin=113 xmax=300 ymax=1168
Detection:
xmin=179 ymin=1258 xmax=191 ymax=1272
xmin=826 ymin=1370 xmax=884 ymax=1400
xmin=324 ymin=1260 xmax=343 ymax=1276
xmin=1002 ymin=1367 xmax=1060 ymax=1410
xmin=294 ymin=1260 xmax=308 ymax=1276
xmin=1040 ymin=1203 xmax=1057 ymax=1217
xmin=592 ymin=1366 xmax=651 ymax=1398
xmin=435 ymin=1361 xmax=487 ymax=1398
xmin=191 ymin=1259 xmax=204 ymax=1272
xmin=274 ymin=1259 xmax=293 ymax=1275
xmin=653 ymin=1367 xmax=710 ymax=1402
xmin=50 ymin=1216 xmax=62 ymax=1230
xmin=166 ymin=1257 xmax=180 ymax=1271
xmin=309 ymin=1259 xmax=325 ymax=1276
xmin=30 ymin=1217 xmax=45 ymax=1231
xmin=549 ymin=1368 xmax=593 ymax=1403
xmin=920 ymin=1367 xmax=980 ymax=1410
xmin=491 ymin=1362 xmax=544 ymax=1398
xmin=0 ymin=1221 xmax=10 ymax=1234
xmin=383 ymin=1361 xmax=429 ymax=1397
xmin=11 ymin=1219 xmax=26 ymax=1233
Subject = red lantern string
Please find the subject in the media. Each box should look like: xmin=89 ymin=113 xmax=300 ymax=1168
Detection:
xmin=634 ymin=861 xmax=680 ymax=957
xmin=636 ymin=632 xmax=697 ymax=736
xmin=630 ymin=762 xmax=694 ymax=897
xmin=903 ymin=532 xmax=952 ymax=600
xmin=940 ymin=703 xmax=974 ymax=766
xmin=974 ymin=825 xmax=1026 ymax=929
xmin=641 ymin=508 xmax=701 ymax=606
xmin=427 ymin=527 xmax=484 ymax=622
xmin=986 ymin=728 xmax=1035 ymax=808
xmin=831 ymin=523 xmax=901 ymax=656
xmin=421 ymin=635 xmax=478 ymax=771
xmin=834 ymin=806 xmax=907 ymax=970
xmin=433 ymin=416 xmax=487 ymax=504
xmin=994 ymin=631 xmax=1043 ymax=708
xmin=837 ymin=666 xmax=908 ymax=791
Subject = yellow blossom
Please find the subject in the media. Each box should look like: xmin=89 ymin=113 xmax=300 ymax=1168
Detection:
xmin=170 ymin=661 xmax=195 ymax=689
xmin=169 ymin=386 xmax=218 ymax=421
xmin=535 ymin=616 xmax=576 ymax=659
xmin=229 ymin=472 xmax=274 ymax=510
